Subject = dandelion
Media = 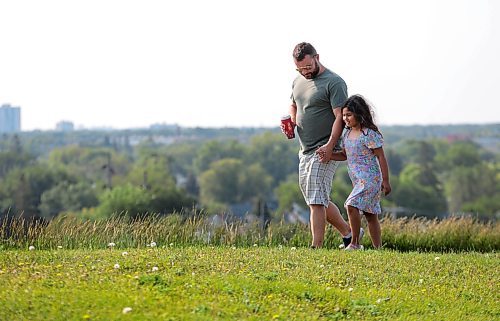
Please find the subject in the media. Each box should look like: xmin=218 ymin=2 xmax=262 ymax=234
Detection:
xmin=57 ymin=245 xmax=63 ymax=249
xmin=108 ymin=242 xmax=116 ymax=248
xmin=121 ymin=251 xmax=128 ymax=256
xmin=253 ymin=243 xmax=258 ymax=247
xmin=434 ymin=257 xmax=440 ymax=261
xmin=152 ymin=266 xmax=159 ymax=272
xmin=348 ymin=287 xmax=354 ymax=292
xmin=319 ymin=264 xmax=325 ymax=268
xmin=291 ymin=247 xmax=296 ymax=251
xmin=122 ymin=307 xmax=132 ymax=314
xmin=28 ymin=246 xmax=35 ymax=251
xmin=114 ymin=263 xmax=120 ymax=269
xmin=150 ymin=241 xmax=157 ymax=248
xmin=339 ymin=244 xmax=345 ymax=249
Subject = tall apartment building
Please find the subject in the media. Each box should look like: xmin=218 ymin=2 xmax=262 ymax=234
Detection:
xmin=0 ymin=104 xmax=21 ymax=133
xmin=56 ymin=120 xmax=74 ymax=132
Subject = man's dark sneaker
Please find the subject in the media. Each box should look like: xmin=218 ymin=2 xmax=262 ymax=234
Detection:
xmin=342 ymin=228 xmax=365 ymax=248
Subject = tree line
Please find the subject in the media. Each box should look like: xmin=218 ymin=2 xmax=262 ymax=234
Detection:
xmin=0 ymin=125 xmax=498 ymax=221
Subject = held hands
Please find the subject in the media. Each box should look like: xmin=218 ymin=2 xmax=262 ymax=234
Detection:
xmin=316 ymin=144 xmax=333 ymax=163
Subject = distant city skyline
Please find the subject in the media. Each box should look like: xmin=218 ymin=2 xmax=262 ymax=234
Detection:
xmin=1 ymin=0 xmax=499 ymax=131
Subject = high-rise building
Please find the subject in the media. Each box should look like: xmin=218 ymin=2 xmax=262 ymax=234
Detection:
xmin=0 ymin=104 xmax=21 ymax=133
xmin=56 ymin=120 xmax=74 ymax=132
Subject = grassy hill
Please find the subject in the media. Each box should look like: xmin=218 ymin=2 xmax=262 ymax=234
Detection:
xmin=0 ymin=247 xmax=497 ymax=320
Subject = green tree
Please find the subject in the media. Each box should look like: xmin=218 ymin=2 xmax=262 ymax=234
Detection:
xmin=95 ymin=184 xmax=151 ymax=219
xmin=274 ymin=174 xmax=305 ymax=216
xmin=247 ymin=132 xmax=298 ymax=185
xmin=392 ymin=163 xmax=447 ymax=216
xmin=445 ymin=163 xmax=498 ymax=213
xmin=435 ymin=141 xmax=481 ymax=170
xmin=193 ymin=140 xmax=246 ymax=174
xmin=198 ymin=158 xmax=272 ymax=206
xmin=39 ymin=181 xmax=99 ymax=219
xmin=0 ymin=166 xmax=71 ymax=218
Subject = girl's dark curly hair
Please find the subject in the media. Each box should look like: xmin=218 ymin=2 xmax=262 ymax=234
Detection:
xmin=341 ymin=94 xmax=380 ymax=134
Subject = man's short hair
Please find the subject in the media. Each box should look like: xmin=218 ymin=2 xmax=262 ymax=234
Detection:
xmin=293 ymin=42 xmax=317 ymax=61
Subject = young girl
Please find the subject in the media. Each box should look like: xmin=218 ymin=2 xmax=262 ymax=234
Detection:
xmin=331 ymin=95 xmax=391 ymax=250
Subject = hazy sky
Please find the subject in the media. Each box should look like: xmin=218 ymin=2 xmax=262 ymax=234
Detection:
xmin=1 ymin=0 xmax=499 ymax=130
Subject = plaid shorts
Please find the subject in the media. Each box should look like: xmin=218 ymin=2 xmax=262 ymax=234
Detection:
xmin=298 ymin=152 xmax=339 ymax=207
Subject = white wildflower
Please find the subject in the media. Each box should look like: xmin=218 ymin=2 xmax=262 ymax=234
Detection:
xmin=253 ymin=243 xmax=258 ymax=247
xmin=28 ymin=245 xmax=35 ymax=251
xmin=319 ymin=264 xmax=325 ymax=268
xmin=291 ymin=247 xmax=296 ymax=251
xmin=121 ymin=251 xmax=128 ymax=256
xmin=114 ymin=263 xmax=120 ymax=269
xmin=169 ymin=243 xmax=174 ymax=247
xmin=150 ymin=241 xmax=157 ymax=248
xmin=339 ymin=244 xmax=345 ymax=249
xmin=434 ymin=256 xmax=440 ymax=261
xmin=152 ymin=266 xmax=159 ymax=272
xmin=419 ymin=278 xmax=424 ymax=284
xmin=108 ymin=242 xmax=116 ymax=248
xmin=122 ymin=307 xmax=132 ymax=314
xmin=348 ymin=287 xmax=354 ymax=292
xmin=57 ymin=245 xmax=63 ymax=249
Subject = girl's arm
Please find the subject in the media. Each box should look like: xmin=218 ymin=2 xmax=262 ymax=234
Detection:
xmin=373 ymin=147 xmax=391 ymax=195
xmin=330 ymin=148 xmax=347 ymax=161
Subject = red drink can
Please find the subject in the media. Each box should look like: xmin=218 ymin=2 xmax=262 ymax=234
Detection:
xmin=281 ymin=115 xmax=295 ymax=139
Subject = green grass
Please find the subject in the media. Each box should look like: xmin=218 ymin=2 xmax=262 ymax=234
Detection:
xmin=0 ymin=247 xmax=498 ymax=320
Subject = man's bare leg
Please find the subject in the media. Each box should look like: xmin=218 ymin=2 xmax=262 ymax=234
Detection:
xmin=326 ymin=201 xmax=350 ymax=237
xmin=310 ymin=204 xmax=326 ymax=248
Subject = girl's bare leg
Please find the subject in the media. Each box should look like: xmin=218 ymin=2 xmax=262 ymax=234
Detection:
xmin=346 ymin=205 xmax=362 ymax=246
xmin=364 ymin=213 xmax=382 ymax=248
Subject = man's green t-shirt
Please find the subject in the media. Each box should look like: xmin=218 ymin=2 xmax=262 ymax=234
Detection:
xmin=291 ymin=69 xmax=348 ymax=155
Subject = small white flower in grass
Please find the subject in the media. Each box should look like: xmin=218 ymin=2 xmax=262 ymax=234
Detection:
xmin=108 ymin=242 xmax=116 ymax=248
xmin=57 ymin=245 xmax=63 ymax=249
xmin=291 ymin=247 xmax=296 ymax=251
xmin=419 ymin=278 xmax=424 ymax=284
xmin=152 ymin=266 xmax=159 ymax=272
xmin=339 ymin=244 xmax=345 ymax=249
xmin=28 ymin=245 xmax=35 ymax=251
xmin=253 ymin=243 xmax=258 ymax=247
xmin=150 ymin=241 xmax=157 ymax=248
xmin=169 ymin=243 xmax=174 ymax=247
xmin=121 ymin=251 xmax=128 ymax=256
xmin=231 ymin=246 xmax=236 ymax=250
xmin=348 ymin=287 xmax=354 ymax=292
xmin=278 ymin=245 xmax=283 ymax=249
xmin=192 ymin=272 xmax=195 ymax=276
xmin=319 ymin=264 xmax=325 ymax=268
xmin=114 ymin=263 xmax=120 ymax=269
xmin=122 ymin=307 xmax=132 ymax=314
xmin=434 ymin=256 xmax=440 ymax=261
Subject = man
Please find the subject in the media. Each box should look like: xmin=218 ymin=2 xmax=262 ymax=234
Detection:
xmin=286 ymin=42 xmax=362 ymax=248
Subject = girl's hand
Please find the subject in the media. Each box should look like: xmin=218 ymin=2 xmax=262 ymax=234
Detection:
xmin=382 ymin=181 xmax=392 ymax=196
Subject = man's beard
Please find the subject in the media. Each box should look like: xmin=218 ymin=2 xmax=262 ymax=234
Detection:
xmin=304 ymin=65 xmax=320 ymax=79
